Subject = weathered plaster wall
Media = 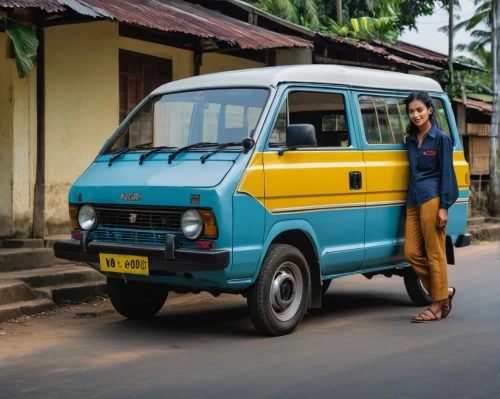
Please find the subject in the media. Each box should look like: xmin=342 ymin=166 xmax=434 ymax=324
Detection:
xmin=200 ymin=53 xmax=264 ymax=75
xmin=44 ymin=21 xmax=195 ymax=234
xmin=276 ymin=48 xmax=312 ymax=65
xmin=0 ymin=32 xmax=13 ymax=237
xmin=0 ymin=28 xmax=36 ymax=238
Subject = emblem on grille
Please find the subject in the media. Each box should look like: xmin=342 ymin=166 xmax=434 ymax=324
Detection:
xmin=121 ymin=193 xmax=142 ymax=201
xmin=129 ymin=213 xmax=138 ymax=223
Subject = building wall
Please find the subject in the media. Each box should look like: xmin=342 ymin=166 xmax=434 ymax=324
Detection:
xmin=0 ymin=26 xmax=37 ymax=239
xmin=200 ymin=53 xmax=264 ymax=74
xmin=0 ymin=31 xmax=13 ymax=237
xmin=276 ymin=48 xmax=312 ymax=65
xmin=43 ymin=21 xmax=264 ymax=235
xmin=11 ymin=59 xmax=37 ymax=238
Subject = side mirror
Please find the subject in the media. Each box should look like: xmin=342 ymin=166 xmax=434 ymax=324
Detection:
xmin=242 ymin=137 xmax=255 ymax=154
xmin=286 ymin=124 xmax=317 ymax=148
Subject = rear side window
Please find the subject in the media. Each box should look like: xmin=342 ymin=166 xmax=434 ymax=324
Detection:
xmin=358 ymin=95 xmax=452 ymax=145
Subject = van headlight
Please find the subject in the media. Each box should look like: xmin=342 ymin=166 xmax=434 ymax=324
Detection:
xmin=78 ymin=205 xmax=97 ymax=231
xmin=181 ymin=209 xmax=204 ymax=240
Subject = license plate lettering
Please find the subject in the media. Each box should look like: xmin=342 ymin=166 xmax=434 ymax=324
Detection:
xmin=99 ymin=253 xmax=149 ymax=275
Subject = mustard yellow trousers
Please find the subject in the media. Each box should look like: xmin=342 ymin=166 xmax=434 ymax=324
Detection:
xmin=404 ymin=197 xmax=449 ymax=302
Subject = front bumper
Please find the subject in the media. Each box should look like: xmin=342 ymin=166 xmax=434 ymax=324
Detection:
xmin=53 ymin=233 xmax=230 ymax=273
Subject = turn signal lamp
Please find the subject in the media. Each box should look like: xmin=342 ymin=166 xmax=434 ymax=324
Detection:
xmin=69 ymin=205 xmax=80 ymax=229
xmin=199 ymin=209 xmax=218 ymax=239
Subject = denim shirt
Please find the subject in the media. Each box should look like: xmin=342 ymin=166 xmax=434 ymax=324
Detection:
xmin=406 ymin=124 xmax=459 ymax=210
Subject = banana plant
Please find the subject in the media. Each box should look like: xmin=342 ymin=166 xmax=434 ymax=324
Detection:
xmin=0 ymin=17 xmax=39 ymax=79
xmin=327 ymin=15 xmax=398 ymax=41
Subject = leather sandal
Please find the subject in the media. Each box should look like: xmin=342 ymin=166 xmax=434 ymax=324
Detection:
xmin=441 ymin=287 xmax=456 ymax=319
xmin=411 ymin=308 xmax=442 ymax=323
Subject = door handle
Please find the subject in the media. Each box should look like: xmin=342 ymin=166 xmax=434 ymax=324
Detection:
xmin=349 ymin=172 xmax=362 ymax=190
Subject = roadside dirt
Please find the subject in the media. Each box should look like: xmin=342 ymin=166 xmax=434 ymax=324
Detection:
xmin=0 ymin=292 xmax=244 ymax=361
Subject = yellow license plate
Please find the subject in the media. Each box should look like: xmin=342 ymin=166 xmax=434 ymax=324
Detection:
xmin=99 ymin=253 xmax=149 ymax=275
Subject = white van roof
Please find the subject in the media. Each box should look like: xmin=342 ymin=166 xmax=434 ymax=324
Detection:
xmin=152 ymin=65 xmax=444 ymax=95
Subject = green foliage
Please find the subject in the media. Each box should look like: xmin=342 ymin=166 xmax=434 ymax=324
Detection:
xmin=327 ymin=15 xmax=399 ymax=41
xmin=0 ymin=17 xmax=39 ymax=79
xmin=432 ymin=44 xmax=492 ymax=100
xmin=255 ymin=0 xmax=321 ymax=28
xmin=432 ymin=0 xmax=494 ymax=100
xmin=446 ymin=0 xmax=492 ymax=50
xmin=252 ymin=0 xmax=407 ymax=41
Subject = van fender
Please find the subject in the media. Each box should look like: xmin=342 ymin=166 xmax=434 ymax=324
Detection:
xmin=253 ymin=220 xmax=321 ymax=278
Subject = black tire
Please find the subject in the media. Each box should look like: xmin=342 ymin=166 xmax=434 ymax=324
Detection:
xmin=322 ymin=279 xmax=332 ymax=294
xmin=247 ymin=244 xmax=311 ymax=336
xmin=403 ymin=268 xmax=431 ymax=306
xmin=107 ymin=278 xmax=168 ymax=320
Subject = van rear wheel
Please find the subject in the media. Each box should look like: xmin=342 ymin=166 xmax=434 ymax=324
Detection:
xmin=107 ymin=278 xmax=168 ymax=320
xmin=247 ymin=244 xmax=310 ymax=336
xmin=403 ymin=268 xmax=431 ymax=306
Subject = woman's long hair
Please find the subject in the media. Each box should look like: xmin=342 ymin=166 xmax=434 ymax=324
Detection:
xmin=404 ymin=91 xmax=438 ymax=135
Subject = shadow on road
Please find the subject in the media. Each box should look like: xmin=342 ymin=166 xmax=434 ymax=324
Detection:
xmin=93 ymin=287 xmax=417 ymax=342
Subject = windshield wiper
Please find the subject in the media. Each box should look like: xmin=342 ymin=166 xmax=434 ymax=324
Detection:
xmin=167 ymin=142 xmax=221 ymax=164
xmin=200 ymin=142 xmax=243 ymax=163
xmin=108 ymin=143 xmax=152 ymax=166
xmin=139 ymin=146 xmax=177 ymax=165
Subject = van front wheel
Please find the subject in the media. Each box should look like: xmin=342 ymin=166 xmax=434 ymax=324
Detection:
xmin=107 ymin=278 xmax=168 ymax=320
xmin=403 ymin=268 xmax=431 ymax=306
xmin=247 ymin=244 xmax=311 ymax=336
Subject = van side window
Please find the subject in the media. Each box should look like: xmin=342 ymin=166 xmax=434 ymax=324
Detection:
xmin=270 ymin=92 xmax=351 ymax=148
xmin=433 ymin=99 xmax=452 ymax=135
xmin=359 ymin=96 xmax=407 ymax=144
xmin=359 ymin=95 xmax=453 ymax=145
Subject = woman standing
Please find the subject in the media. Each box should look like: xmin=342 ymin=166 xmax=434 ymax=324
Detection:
xmin=404 ymin=91 xmax=459 ymax=323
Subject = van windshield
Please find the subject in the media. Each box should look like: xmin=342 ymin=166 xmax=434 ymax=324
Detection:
xmin=107 ymin=88 xmax=269 ymax=152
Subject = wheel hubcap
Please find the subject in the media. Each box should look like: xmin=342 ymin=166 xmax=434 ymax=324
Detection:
xmin=270 ymin=262 xmax=303 ymax=322
xmin=418 ymin=279 xmax=430 ymax=296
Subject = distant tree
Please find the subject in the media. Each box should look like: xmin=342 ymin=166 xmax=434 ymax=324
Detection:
xmin=254 ymin=0 xmax=321 ymax=29
xmin=489 ymin=0 xmax=499 ymax=215
xmin=450 ymin=0 xmax=498 ymax=215
xmin=248 ymin=0 xmax=442 ymax=36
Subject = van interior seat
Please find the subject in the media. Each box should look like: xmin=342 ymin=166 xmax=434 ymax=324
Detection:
xmin=317 ymin=130 xmax=349 ymax=147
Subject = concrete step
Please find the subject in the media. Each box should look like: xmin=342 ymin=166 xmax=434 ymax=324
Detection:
xmin=468 ymin=216 xmax=486 ymax=226
xmin=467 ymin=223 xmax=500 ymax=241
xmin=0 ymin=248 xmax=69 ymax=272
xmin=44 ymin=235 xmax=70 ymax=248
xmin=0 ymin=298 xmax=55 ymax=323
xmin=0 ymin=279 xmax=37 ymax=305
xmin=35 ymin=281 xmax=107 ymax=304
xmin=0 ymin=265 xmax=105 ymax=288
xmin=2 ymin=239 xmax=45 ymax=249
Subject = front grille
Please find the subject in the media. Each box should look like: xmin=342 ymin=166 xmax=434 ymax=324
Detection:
xmin=95 ymin=206 xmax=182 ymax=231
xmin=92 ymin=229 xmax=168 ymax=245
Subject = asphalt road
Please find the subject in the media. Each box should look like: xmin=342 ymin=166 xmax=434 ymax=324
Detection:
xmin=1 ymin=242 xmax=499 ymax=399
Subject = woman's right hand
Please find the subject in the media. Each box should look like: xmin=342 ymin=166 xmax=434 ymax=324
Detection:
xmin=437 ymin=208 xmax=448 ymax=228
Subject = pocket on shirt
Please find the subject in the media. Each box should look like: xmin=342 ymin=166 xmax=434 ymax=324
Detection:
xmin=418 ymin=149 xmax=438 ymax=171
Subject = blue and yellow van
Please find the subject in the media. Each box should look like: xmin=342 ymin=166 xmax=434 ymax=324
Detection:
xmin=54 ymin=65 xmax=471 ymax=336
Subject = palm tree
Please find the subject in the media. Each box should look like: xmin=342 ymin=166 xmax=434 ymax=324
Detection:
xmin=452 ymin=0 xmax=498 ymax=215
xmin=454 ymin=0 xmax=492 ymax=50
xmin=256 ymin=0 xmax=321 ymax=29
xmin=0 ymin=17 xmax=38 ymax=79
xmin=488 ymin=0 xmax=499 ymax=215
xmin=336 ymin=0 xmax=343 ymax=24
xmin=455 ymin=43 xmax=492 ymax=95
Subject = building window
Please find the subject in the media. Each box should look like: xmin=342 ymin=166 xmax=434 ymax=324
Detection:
xmin=118 ymin=50 xmax=173 ymax=148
